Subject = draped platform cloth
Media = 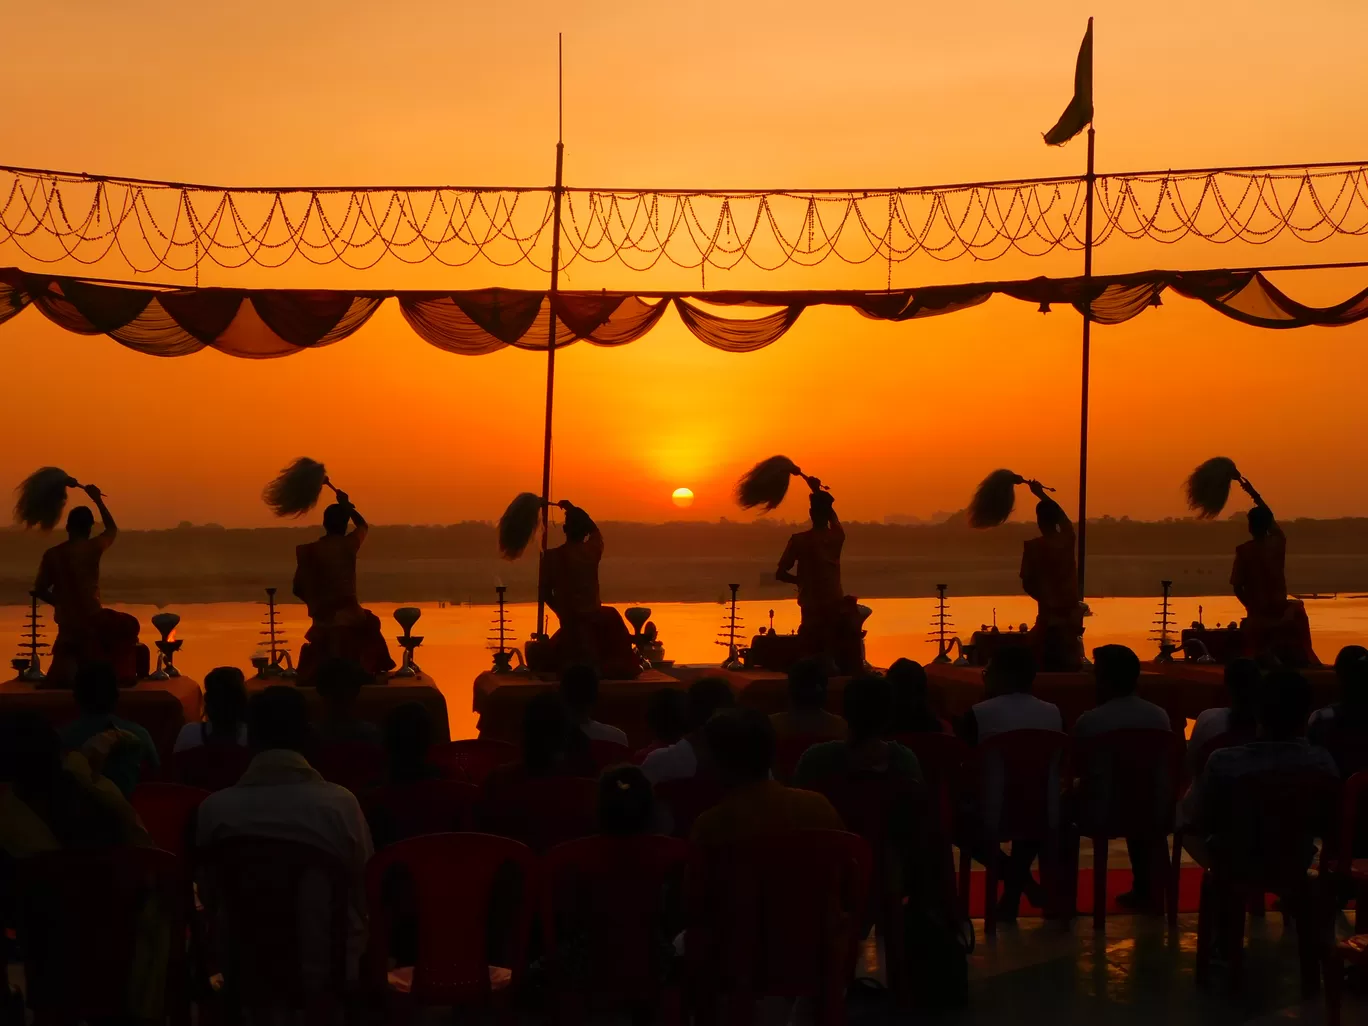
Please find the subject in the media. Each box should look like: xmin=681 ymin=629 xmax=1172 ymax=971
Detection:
xmin=2 ymin=267 xmax=1366 ymax=359
xmin=244 ymin=674 xmax=450 ymax=743
xmin=0 ymin=675 xmax=203 ymax=764
xmin=1144 ymin=661 xmax=1338 ymax=721
xmin=473 ymin=669 xmax=681 ymax=749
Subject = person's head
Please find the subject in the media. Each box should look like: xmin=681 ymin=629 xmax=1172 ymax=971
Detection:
xmin=645 ymin=688 xmax=689 ymax=746
xmin=984 ymin=645 xmax=1036 ymax=696
xmin=843 ymin=675 xmax=893 ymax=744
xmin=810 ymin=490 xmax=835 ymax=530
xmin=0 ymin=710 xmax=63 ymax=793
xmin=559 ymin=665 xmax=599 ymax=720
xmin=66 ymin=505 xmax=94 ymax=540
xmin=248 ymin=685 xmax=311 ymax=753
xmin=72 ymin=661 xmax=119 ymax=716
xmin=384 ymin=702 xmax=434 ymax=778
xmin=705 ymin=708 xmax=775 ymax=788
xmin=203 ymin=666 xmax=248 ymax=737
xmin=1092 ymin=644 xmax=1141 ymax=702
xmin=686 ymin=676 xmax=735 ymax=733
xmin=887 ymin=657 xmax=929 ymax=719
xmin=1335 ymin=646 xmax=1368 ymax=709
xmin=315 ymin=657 xmax=369 ymax=713
xmin=522 ymin=692 xmax=574 ymax=774
xmin=322 ymin=503 xmax=350 ymax=536
xmin=1248 ymin=504 xmax=1274 ymax=540
xmin=597 ymin=765 xmax=656 ymax=836
xmin=787 ymin=658 xmax=828 ymax=713
xmin=1257 ymin=669 xmax=1312 ymax=741
xmin=1036 ymin=499 xmax=1066 ymax=536
xmin=1224 ymin=658 xmax=1262 ymax=728
xmin=563 ymin=505 xmax=594 ymax=543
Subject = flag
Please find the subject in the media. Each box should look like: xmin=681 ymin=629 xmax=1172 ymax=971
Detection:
xmin=1044 ymin=18 xmax=1093 ymax=146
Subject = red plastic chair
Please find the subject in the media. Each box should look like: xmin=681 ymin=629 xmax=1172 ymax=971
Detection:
xmin=363 ymin=832 xmax=538 ymax=1020
xmin=542 ymin=834 xmax=693 ymax=1020
xmin=364 ymin=779 xmax=480 ymax=846
xmin=130 ymin=782 xmax=211 ymax=859
xmin=197 ymin=837 xmax=351 ymax=1020
xmin=1070 ymin=729 xmax=1185 ymax=929
xmin=309 ymin=741 xmax=386 ymax=794
xmin=1325 ymin=771 xmax=1368 ymax=1025
xmin=171 ymin=743 xmax=254 ymax=792
xmin=655 ymin=777 xmax=726 ymax=839
xmin=774 ymin=734 xmax=830 ymax=783
xmin=478 ymin=776 xmax=599 ymax=852
xmin=17 ymin=846 xmax=189 ymax=1026
xmin=956 ymin=729 xmax=1070 ymax=938
xmin=892 ymin=732 xmax=970 ymax=838
xmin=589 ymin=739 xmax=631 ymax=770
xmin=1195 ymin=768 xmax=1339 ymax=995
xmin=431 ymin=739 xmax=519 ymax=785
xmin=688 ymin=830 xmax=872 ymax=1026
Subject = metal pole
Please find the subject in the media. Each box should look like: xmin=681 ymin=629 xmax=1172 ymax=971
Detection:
xmin=535 ymin=35 xmax=565 ymax=639
xmin=1076 ymin=125 xmax=1096 ymax=597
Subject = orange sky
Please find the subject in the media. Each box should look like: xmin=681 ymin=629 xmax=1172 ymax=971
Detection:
xmin=1 ymin=0 xmax=1366 ymax=528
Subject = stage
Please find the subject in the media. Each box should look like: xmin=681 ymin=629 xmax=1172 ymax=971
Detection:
xmin=246 ymin=672 xmax=450 ymax=742
xmin=474 ymin=668 xmax=682 ymax=748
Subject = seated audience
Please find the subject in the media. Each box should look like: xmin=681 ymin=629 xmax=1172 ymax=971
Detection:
xmin=598 ymin=765 xmax=660 ymax=836
xmin=1071 ymin=644 xmax=1171 ymax=912
xmin=312 ymin=656 xmax=383 ymax=746
xmin=793 ymin=675 xmax=923 ymax=788
xmin=382 ymin=702 xmax=439 ymax=785
xmin=637 ymin=687 xmax=689 ymax=761
xmin=560 ymin=664 xmax=629 ymax=746
xmin=770 ymin=658 xmax=848 ymax=742
xmin=1179 ymin=668 xmax=1337 ymax=869
xmin=196 ymin=686 xmax=374 ymax=982
xmin=58 ymin=661 xmax=159 ymax=797
xmin=173 ymin=666 xmax=249 ymax=753
xmin=887 ymin=658 xmax=945 ymax=734
xmin=1308 ymin=645 xmax=1368 ymax=769
xmin=642 ymin=677 xmax=735 ymax=784
xmin=1186 ymin=658 xmax=1261 ymax=772
xmin=485 ymin=692 xmax=593 ymax=796
xmin=690 ymin=709 xmax=843 ymax=847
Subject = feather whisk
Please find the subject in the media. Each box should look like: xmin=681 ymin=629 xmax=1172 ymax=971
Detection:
xmin=1185 ymin=457 xmax=1242 ymax=519
xmin=735 ymin=456 xmax=804 ymax=511
xmin=967 ymin=469 xmax=1026 ymax=529
xmin=499 ymin=492 xmax=545 ymax=559
xmin=13 ymin=467 xmax=81 ymax=530
xmin=262 ymin=458 xmax=333 ymax=517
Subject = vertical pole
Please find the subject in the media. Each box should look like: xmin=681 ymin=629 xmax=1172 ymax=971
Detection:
xmin=535 ymin=34 xmax=565 ymax=639
xmin=1076 ymin=126 xmax=1096 ymax=597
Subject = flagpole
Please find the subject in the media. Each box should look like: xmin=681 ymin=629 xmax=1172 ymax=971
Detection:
xmin=1076 ymin=124 xmax=1096 ymax=597
xmin=536 ymin=33 xmax=564 ymax=640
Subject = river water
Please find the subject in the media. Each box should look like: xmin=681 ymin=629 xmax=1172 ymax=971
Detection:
xmin=5 ymin=595 xmax=1368 ymax=738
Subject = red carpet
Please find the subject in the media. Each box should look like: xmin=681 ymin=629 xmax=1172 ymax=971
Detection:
xmin=964 ymin=866 xmax=1207 ymax=917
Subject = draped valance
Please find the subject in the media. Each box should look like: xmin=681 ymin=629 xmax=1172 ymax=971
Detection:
xmin=0 ymin=267 xmax=1363 ymax=359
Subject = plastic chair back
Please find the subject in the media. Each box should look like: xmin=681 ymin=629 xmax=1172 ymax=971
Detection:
xmin=813 ymin=772 xmax=932 ymax=911
xmin=364 ymin=832 xmax=538 ymax=1006
xmin=655 ymin=776 xmax=726 ymax=838
xmin=18 ymin=846 xmax=186 ymax=1022
xmin=171 ymin=743 xmax=254 ymax=791
xmin=892 ymin=731 xmax=969 ymax=833
xmin=1193 ymin=728 xmax=1256 ymax=776
xmin=478 ymin=776 xmax=598 ymax=852
xmin=542 ymin=834 xmax=692 ymax=998
xmin=197 ymin=837 xmax=350 ymax=1009
xmin=431 ymin=739 xmax=518 ymax=785
xmin=1333 ymin=769 xmax=1368 ymax=871
xmin=1217 ymin=768 xmax=1340 ymax=888
xmin=1322 ymin=728 xmax=1368 ymax=779
xmin=774 ymin=734 xmax=829 ymax=783
xmin=130 ymin=782 xmax=211 ymax=858
xmin=589 ymin=739 xmax=631 ymax=770
xmin=309 ymin=741 xmax=386 ymax=794
xmin=970 ymin=729 xmax=1069 ymax=842
xmin=692 ymin=830 xmax=871 ymax=1006
xmin=1072 ymin=728 xmax=1184 ymax=839
xmin=364 ymin=779 xmax=479 ymax=846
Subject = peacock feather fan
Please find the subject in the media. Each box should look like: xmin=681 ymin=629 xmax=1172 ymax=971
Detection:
xmin=735 ymin=456 xmax=803 ymax=512
xmin=499 ymin=492 xmax=545 ymax=559
xmin=1185 ymin=457 xmax=1241 ymax=519
xmin=13 ymin=467 xmax=80 ymax=530
xmin=967 ymin=469 xmax=1025 ymax=529
xmin=262 ymin=458 xmax=329 ymax=517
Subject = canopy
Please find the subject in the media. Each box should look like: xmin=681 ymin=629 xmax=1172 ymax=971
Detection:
xmin=0 ymin=266 xmax=1364 ymax=359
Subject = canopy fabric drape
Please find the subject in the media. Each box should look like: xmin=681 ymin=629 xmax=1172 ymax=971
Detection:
xmin=0 ymin=266 xmax=1363 ymax=359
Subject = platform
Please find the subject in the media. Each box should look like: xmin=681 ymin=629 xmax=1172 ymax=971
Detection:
xmin=924 ymin=664 xmax=1176 ymax=730
xmin=1144 ymin=660 xmax=1340 ymax=720
xmin=246 ymin=672 xmax=450 ymax=742
xmin=0 ymin=674 xmax=203 ymax=762
xmin=473 ymin=669 xmax=682 ymax=748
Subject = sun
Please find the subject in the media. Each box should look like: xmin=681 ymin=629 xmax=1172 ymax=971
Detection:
xmin=671 ymin=486 xmax=695 ymax=508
